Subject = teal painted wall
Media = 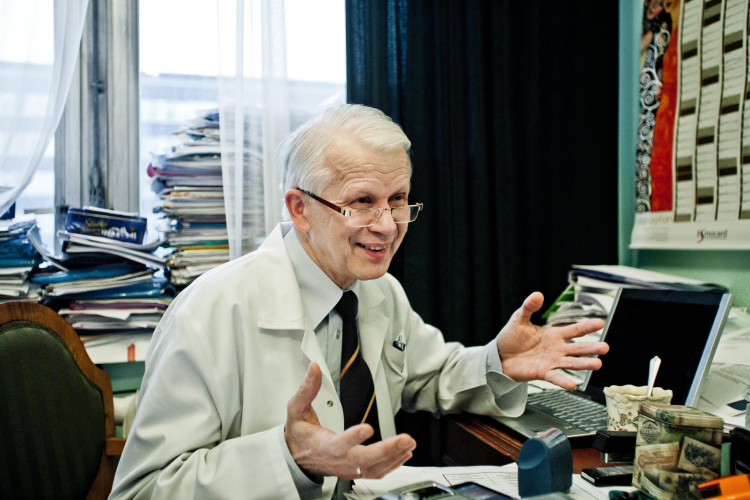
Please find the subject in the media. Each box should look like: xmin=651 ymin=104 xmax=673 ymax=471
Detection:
xmin=618 ymin=0 xmax=750 ymax=307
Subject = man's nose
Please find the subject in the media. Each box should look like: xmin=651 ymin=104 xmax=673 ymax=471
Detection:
xmin=370 ymin=208 xmax=398 ymax=234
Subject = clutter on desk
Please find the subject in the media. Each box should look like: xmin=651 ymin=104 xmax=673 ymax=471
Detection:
xmin=350 ymin=463 xmax=618 ymax=500
xmin=17 ymin=207 xmax=175 ymax=363
xmin=539 ymin=266 xmax=724 ymax=392
xmin=149 ymin=109 xmax=232 ymax=288
xmin=632 ymin=404 xmax=724 ymax=500
xmin=537 ymin=265 xmax=750 ymax=430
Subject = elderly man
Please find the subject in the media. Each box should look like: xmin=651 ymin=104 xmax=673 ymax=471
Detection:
xmin=110 ymin=104 xmax=607 ymax=500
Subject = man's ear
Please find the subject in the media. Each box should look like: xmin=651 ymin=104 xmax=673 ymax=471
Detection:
xmin=285 ymin=189 xmax=311 ymax=232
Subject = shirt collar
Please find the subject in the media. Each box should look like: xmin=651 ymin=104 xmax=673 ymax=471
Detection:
xmin=283 ymin=228 xmax=361 ymax=330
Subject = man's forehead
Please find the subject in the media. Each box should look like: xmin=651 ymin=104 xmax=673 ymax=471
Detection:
xmin=324 ymin=141 xmax=411 ymax=193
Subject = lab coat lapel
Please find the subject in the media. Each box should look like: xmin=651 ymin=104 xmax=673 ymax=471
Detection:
xmin=358 ymin=282 xmax=396 ymax=438
xmin=255 ymin=223 xmax=342 ymax=431
xmin=255 ymin=223 xmax=306 ymax=331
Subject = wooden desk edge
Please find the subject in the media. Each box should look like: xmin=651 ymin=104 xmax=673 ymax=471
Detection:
xmin=446 ymin=414 xmax=616 ymax=474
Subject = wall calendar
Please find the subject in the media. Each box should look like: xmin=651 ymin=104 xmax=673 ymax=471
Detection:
xmin=631 ymin=0 xmax=750 ymax=248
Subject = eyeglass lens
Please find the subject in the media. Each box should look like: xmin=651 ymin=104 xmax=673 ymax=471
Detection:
xmin=349 ymin=206 xmax=421 ymax=227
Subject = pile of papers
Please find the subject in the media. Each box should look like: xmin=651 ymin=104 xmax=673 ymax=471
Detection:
xmin=59 ymin=230 xmax=167 ymax=270
xmin=149 ymin=109 xmax=232 ymax=287
xmin=31 ymin=258 xmax=173 ymax=353
xmin=0 ymin=218 xmax=41 ymax=302
xmin=58 ymin=296 xmax=173 ymax=364
xmin=348 ymin=463 xmax=621 ymax=500
xmin=18 ymin=208 xmax=177 ymax=363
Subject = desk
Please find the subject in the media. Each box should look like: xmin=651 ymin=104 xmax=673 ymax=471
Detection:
xmin=433 ymin=414 xmax=612 ymax=474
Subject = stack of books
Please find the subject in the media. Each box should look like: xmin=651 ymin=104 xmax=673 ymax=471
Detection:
xmin=25 ymin=207 xmax=176 ymax=362
xmin=0 ymin=219 xmax=41 ymax=302
xmin=149 ymin=109 xmax=231 ymax=287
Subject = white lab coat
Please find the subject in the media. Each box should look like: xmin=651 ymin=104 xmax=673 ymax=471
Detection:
xmin=110 ymin=222 xmax=526 ymax=500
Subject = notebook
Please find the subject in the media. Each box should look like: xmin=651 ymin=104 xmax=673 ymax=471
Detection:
xmin=494 ymin=288 xmax=733 ymax=439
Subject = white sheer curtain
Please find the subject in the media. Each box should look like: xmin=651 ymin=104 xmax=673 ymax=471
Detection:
xmin=0 ymin=0 xmax=89 ymax=216
xmin=217 ymin=0 xmax=290 ymax=260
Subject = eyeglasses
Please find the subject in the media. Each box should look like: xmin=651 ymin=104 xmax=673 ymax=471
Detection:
xmin=296 ymin=188 xmax=423 ymax=228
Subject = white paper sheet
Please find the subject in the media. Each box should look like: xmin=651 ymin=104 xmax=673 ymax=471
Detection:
xmin=700 ymin=362 xmax=750 ymax=408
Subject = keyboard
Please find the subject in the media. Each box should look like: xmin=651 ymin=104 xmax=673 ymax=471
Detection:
xmin=527 ymin=391 xmax=608 ymax=433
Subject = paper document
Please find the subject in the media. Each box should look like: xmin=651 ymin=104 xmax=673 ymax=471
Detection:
xmin=349 ymin=463 xmax=630 ymax=500
xmin=700 ymin=362 xmax=750 ymax=408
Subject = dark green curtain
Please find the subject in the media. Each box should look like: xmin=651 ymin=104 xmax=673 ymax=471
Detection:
xmin=346 ymin=0 xmax=619 ymax=345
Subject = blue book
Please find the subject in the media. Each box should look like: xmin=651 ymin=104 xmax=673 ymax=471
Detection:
xmin=58 ymin=278 xmax=169 ymax=299
xmin=66 ymin=207 xmax=147 ymax=244
xmin=30 ymin=263 xmax=146 ymax=285
xmin=0 ymin=258 xmax=41 ymax=268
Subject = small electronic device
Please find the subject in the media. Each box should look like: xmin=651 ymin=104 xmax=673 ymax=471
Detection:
xmin=580 ymin=465 xmax=634 ymax=487
xmin=518 ymin=428 xmax=573 ymax=497
xmin=376 ymin=481 xmax=512 ymax=500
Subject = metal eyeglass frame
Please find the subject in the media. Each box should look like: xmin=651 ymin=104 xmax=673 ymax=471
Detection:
xmin=295 ymin=188 xmax=423 ymax=227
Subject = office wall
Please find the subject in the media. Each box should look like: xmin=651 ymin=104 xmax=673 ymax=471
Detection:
xmin=618 ymin=0 xmax=750 ymax=307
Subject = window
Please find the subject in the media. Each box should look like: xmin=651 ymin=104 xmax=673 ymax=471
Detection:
xmin=138 ymin=0 xmax=346 ymax=227
xmin=50 ymin=0 xmax=346 ymax=240
xmin=0 ymin=1 xmax=56 ymax=246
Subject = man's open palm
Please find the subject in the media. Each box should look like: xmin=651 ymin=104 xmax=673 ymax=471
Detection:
xmin=496 ymin=292 xmax=609 ymax=390
xmin=284 ymin=362 xmax=416 ymax=480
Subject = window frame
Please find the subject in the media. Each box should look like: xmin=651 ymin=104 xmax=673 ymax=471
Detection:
xmin=55 ymin=0 xmax=140 ymax=240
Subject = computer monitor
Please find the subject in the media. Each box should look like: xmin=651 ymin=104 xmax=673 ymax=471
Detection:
xmin=582 ymin=288 xmax=733 ymax=407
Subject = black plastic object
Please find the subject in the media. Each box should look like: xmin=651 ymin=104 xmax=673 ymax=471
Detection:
xmin=732 ymin=427 xmax=750 ymax=474
xmin=580 ymin=465 xmax=634 ymax=486
xmin=518 ymin=428 xmax=573 ymax=497
xmin=591 ymin=430 xmax=636 ymax=454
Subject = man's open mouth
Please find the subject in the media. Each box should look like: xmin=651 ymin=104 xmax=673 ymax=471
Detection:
xmin=356 ymin=243 xmax=387 ymax=252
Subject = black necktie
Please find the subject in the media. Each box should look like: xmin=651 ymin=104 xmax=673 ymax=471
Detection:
xmin=335 ymin=291 xmax=381 ymax=444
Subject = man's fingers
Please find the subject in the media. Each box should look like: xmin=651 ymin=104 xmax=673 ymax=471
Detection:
xmin=287 ymin=362 xmax=323 ymax=418
xmin=331 ymin=424 xmax=373 ymax=453
xmin=363 ymin=450 xmax=414 ymax=479
xmin=514 ymin=292 xmax=544 ymax=324
xmin=544 ymin=370 xmax=577 ymax=390
xmin=359 ymin=435 xmax=416 ymax=464
xmin=564 ymin=341 xmax=609 ymax=357
xmin=556 ymin=356 xmax=603 ymax=371
xmin=355 ymin=435 xmax=416 ymax=479
xmin=559 ymin=319 xmax=605 ymax=340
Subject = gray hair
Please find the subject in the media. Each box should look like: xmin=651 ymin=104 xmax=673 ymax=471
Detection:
xmin=277 ymin=104 xmax=412 ymax=218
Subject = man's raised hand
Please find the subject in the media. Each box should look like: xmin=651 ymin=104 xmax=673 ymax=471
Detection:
xmin=495 ymin=292 xmax=609 ymax=390
xmin=284 ymin=362 xmax=416 ymax=480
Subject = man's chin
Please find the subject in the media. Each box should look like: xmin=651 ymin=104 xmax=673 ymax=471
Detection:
xmin=355 ymin=263 xmax=391 ymax=282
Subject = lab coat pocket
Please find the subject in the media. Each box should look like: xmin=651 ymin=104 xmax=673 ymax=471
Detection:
xmin=383 ymin=343 xmax=406 ymax=376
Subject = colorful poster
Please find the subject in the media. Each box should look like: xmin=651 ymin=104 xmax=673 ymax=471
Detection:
xmin=631 ymin=0 xmax=750 ymax=249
